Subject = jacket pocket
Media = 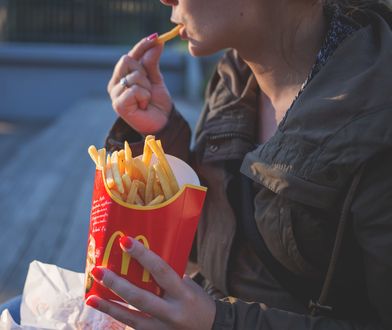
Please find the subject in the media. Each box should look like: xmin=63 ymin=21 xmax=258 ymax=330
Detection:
xmin=253 ymin=187 xmax=336 ymax=278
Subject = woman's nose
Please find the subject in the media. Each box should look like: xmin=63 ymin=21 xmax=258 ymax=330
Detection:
xmin=160 ymin=0 xmax=178 ymax=6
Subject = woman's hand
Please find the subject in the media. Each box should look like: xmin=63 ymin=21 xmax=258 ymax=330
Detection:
xmin=107 ymin=34 xmax=173 ymax=135
xmin=86 ymin=237 xmax=216 ymax=330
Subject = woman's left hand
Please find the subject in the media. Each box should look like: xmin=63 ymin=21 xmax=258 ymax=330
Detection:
xmin=86 ymin=237 xmax=216 ymax=330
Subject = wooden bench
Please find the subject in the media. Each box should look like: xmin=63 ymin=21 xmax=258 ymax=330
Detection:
xmin=0 ymin=97 xmax=115 ymax=303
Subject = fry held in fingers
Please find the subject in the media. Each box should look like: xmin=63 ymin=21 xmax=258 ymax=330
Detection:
xmin=157 ymin=25 xmax=181 ymax=43
xmin=87 ymin=136 xmax=181 ymax=207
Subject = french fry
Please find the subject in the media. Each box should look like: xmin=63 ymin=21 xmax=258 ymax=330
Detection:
xmin=142 ymin=135 xmax=154 ymax=166
xmin=153 ymin=163 xmax=173 ymax=200
xmin=122 ymin=173 xmax=132 ymax=193
xmin=148 ymin=195 xmax=164 ymax=206
xmin=97 ymin=148 xmax=106 ymax=168
xmin=105 ymin=155 xmax=115 ymax=189
xmin=88 ymin=145 xmax=99 ymax=166
xmin=157 ymin=25 xmax=181 ymax=43
xmin=124 ymin=141 xmax=133 ymax=177
xmin=147 ymin=139 xmax=179 ymax=193
xmin=132 ymin=166 xmax=145 ymax=181
xmin=89 ymin=134 xmax=185 ymax=207
xmin=110 ymin=189 xmax=124 ymax=201
xmin=124 ymin=141 xmax=133 ymax=158
xmin=118 ymin=150 xmax=125 ymax=176
xmin=111 ymin=151 xmax=125 ymax=194
xmin=126 ymin=180 xmax=139 ymax=204
xmin=153 ymin=180 xmax=164 ymax=199
xmin=145 ymin=166 xmax=155 ymax=205
xmin=133 ymin=158 xmax=148 ymax=182
xmin=156 ymin=140 xmax=164 ymax=152
xmin=135 ymin=180 xmax=146 ymax=202
xmin=135 ymin=193 xmax=145 ymax=206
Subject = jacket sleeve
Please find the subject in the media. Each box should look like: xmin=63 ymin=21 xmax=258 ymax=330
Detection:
xmin=212 ymin=151 xmax=392 ymax=330
xmin=212 ymin=299 xmax=383 ymax=330
xmin=105 ymin=106 xmax=192 ymax=162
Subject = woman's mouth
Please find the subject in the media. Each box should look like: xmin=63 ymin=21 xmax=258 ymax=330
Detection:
xmin=179 ymin=26 xmax=189 ymax=40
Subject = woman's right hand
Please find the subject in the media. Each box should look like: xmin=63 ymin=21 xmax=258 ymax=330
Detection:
xmin=107 ymin=34 xmax=173 ymax=135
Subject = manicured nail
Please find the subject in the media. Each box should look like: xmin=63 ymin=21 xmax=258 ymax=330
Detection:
xmin=86 ymin=296 xmax=100 ymax=309
xmin=147 ymin=33 xmax=158 ymax=41
xmin=120 ymin=236 xmax=133 ymax=250
xmin=91 ymin=267 xmax=104 ymax=281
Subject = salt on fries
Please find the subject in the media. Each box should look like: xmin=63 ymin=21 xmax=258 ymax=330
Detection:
xmin=88 ymin=136 xmax=180 ymax=207
xmin=157 ymin=25 xmax=181 ymax=43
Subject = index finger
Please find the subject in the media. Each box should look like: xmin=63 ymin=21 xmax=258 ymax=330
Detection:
xmin=128 ymin=36 xmax=160 ymax=61
xmin=108 ymin=56 xmax=147 ymax=93
xmin=120 ymin=237 xmax=184 ymax=298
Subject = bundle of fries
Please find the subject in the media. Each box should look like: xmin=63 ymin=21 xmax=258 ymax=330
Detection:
xmin=88 ymin=136 xmax=179 ymax=207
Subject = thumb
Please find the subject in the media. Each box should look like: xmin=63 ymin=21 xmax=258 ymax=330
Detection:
xmin=142 ymin=42 xmax=165 ymax=84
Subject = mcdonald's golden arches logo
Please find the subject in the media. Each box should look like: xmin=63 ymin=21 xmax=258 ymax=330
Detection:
xmin=101 ymin=231 xmax=151 ymax=282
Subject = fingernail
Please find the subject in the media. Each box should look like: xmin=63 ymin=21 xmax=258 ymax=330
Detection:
xmin=120 ymin=236 xmax=133 ymax=250
xmin=147 ymin=33 xmax=158 ymax=41
xmin=91 ymin=267 xmax=104 ymax=281
xmin=86 ymin=296 xmax=100 ymax=309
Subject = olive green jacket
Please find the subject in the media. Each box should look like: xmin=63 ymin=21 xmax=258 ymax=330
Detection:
xmin=106 ymin=7 xmax=392 ymax=330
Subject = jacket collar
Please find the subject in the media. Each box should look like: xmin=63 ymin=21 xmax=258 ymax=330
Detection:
xmin=195 ymin=50 xmax=259 ymax=162
xmin=240 ymin=11 xmax=392 ymax=207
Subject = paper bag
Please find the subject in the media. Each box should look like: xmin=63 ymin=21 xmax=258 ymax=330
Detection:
xmin=0 ymin=261 xmax=131 ymax=329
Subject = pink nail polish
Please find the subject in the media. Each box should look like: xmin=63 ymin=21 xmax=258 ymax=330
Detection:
xmin=120 ymin=236 xmax=133 ymax=250
xmin=147 ymin=33 xmax=158 ymax=41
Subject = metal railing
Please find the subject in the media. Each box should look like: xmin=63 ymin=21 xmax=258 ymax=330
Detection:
xmin=0 ymin=0 xmax=172 ymax=45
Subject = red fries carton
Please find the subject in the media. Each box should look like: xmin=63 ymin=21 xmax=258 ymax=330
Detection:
xmin=84 ymin=154 xmax=207 ymax=302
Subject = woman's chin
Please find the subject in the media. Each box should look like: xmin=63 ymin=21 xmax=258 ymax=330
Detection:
xmin=188 ymin=42 xmax=218 ymax=57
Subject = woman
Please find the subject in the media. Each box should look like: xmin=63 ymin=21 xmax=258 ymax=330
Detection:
xmin=86 ymin=0 xmax=392 ymax=329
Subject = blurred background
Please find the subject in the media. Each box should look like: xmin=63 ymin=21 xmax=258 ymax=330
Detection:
xmin=0 ymin=0 xmax=219 ymax=304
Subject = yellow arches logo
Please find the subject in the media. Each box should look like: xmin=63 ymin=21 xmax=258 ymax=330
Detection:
xmin=101 ymin=231 xmax=151 ymax=282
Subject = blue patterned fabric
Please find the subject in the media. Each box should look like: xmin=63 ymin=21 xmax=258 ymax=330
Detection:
xmin=291 ymin=5 xmax=359 ymax=107
xmin=309 ymin=5 xmax=358 ymax=79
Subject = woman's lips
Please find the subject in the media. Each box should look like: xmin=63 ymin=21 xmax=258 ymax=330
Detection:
xmin=179 ymin=27 xmax=188 ymax=40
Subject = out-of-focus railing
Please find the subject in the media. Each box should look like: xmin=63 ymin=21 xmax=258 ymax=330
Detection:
xmin=0 ymin=0 xmax=172 ymax=45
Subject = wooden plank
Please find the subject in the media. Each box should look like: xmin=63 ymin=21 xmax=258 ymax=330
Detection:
xmin=0 ymin=98 xmax=115 ymax=303
xmin=54 ymin=166 xmax=94 ymax=272
xmin=0 ymin=120 xmax=51 ymax=172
